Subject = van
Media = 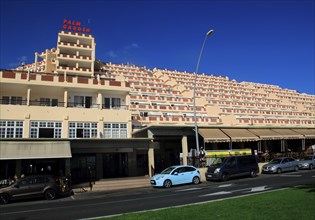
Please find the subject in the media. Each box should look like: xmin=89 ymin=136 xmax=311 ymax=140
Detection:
xmin=205 ymin=155 xmax=259 ymax=181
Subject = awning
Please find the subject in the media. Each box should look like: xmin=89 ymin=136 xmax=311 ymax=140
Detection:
xmin=198 ymin=128 xmax=230 ymax=143
xmin=291 ymin=128 xmax=315 ymax=139
xmin=0 ymin=141 xmax=72 ymax=160
xmin=270 ymin=129 xmax=304 ymax=139
xmin=248 ymin=129 xmax=284 ymax=140
xmin=220 ymin=129 xmax=259 ymax=142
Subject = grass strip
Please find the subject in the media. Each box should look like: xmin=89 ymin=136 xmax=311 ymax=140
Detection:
xmin=103 ymin=184 xmax=315 ymax=220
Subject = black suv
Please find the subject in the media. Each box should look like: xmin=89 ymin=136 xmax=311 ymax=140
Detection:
xmin=0 ymin=175 xmax=72 ymax=204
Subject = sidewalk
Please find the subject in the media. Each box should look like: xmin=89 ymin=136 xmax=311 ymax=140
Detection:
xmin=72 ymin=176 xmax=151 ymax=193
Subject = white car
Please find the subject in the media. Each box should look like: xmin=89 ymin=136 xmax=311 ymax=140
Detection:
xmin=150 ymin=165 xmax=201 ymax=188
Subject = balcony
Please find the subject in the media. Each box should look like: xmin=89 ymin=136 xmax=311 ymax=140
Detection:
xmin=58 ymin=42 xmax=92 ymax=50
xmin=0 ymin=99 xmax=128 ymax=110
xmin=57 ymin=53 xmax=92 ymax=61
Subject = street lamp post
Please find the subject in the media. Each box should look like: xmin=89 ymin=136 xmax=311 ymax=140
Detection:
xmin=193 ymin=29 xmax=214 ymax=166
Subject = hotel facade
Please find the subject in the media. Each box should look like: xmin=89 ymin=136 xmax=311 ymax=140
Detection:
xmin=1 ymin=26 xmax=314 ymax=182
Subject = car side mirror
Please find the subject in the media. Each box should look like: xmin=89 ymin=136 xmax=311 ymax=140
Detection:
xmin=173 ymin=172 xmax=178 ymax=175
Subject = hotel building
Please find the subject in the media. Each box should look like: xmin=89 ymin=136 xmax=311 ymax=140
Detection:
xmin=1 ymin=27 xmax=314 ymax=182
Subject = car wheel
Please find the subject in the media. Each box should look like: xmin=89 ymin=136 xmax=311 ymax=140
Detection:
xmin=163 ymin=180 xmax=172 ymax=188
xmin=0 ymin=193 xmax=10 ymax=205
xmin=192 ymin=176 xmax=200 ymax=185
xmin=309 ymin=164 xmax=313 ymax=170
xmin=294 ymin=166 xmax=299 ymax=172
xmin=277 ymin=168 xmax=282 ymax=174
xmin=44 ymin=189 xmax=57 ymax=200
xmin=222 ymin=173 xmax=229 ymax=181
xmin=250 ymin=170 xmax=257 ymax=177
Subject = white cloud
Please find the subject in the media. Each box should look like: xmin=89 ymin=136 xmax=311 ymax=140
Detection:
xmin=124 ymin=43 xmax=139 ymax=50
xmin=107 ymin=50 xmax=118 ymax=58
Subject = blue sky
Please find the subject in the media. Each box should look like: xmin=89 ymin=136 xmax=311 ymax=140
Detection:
xmin=1 ymin=0 xmax=314 ymax=94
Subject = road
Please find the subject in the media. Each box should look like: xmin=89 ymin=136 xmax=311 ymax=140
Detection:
xmin=1 ymin=170 xmax=315 ymax=220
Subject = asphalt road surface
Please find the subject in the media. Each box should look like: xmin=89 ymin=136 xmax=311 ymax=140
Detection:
xmin=1 ymin=170 xmax=315 ymax=220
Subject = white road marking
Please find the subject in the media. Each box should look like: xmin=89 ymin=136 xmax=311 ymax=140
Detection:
xmin=218 ymin=184 xmax=233 ymax=188
xmin=201 ymin=191 xmax=231 ymax=197
xmin=250 ymin=186 xmax=269 ymax=192
xmin=280 ymin=174 xmax=301 ymax=177
xmin=176 ymin=188 xmax=201 ymax=192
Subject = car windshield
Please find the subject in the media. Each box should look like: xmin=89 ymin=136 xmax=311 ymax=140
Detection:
xmin=211 ymin=157 xmax=228 ymax=166
xmin=160 ymin=166 xmax=176 ymax=174
xmin=301 ymin=156 xmax=313 ymax=161
xmin=269 ymin=158 xmax=282 ymax=164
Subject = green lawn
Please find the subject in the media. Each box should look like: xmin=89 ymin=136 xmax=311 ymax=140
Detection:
xmin=101 ymin=184 xmax=315 ymax=220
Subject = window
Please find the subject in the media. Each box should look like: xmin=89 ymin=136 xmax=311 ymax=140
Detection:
xmin=69 ymin=122 xmax=98 ymax=138
xmin=112 ymin=98 xmax=121 ymax=109
xmin=40 ymin=98 xmax=51 ymax=106
xmin=103 ymin=123 xmax=127 ymax=138
xmin=11 ymin=96 xmax=23 ymax=105
xmin=74 ymin=96 xmax=84 ymax=107
xmin=103 ymin=97 xmax=121 ymax=109
xmin=73 ymin=96 xmax=93 ymax=108
xmin=0 ymin=120 xmax=23 ymax=138
xmin=104 ymin=98 xmax=110 ymax=109
xmin=30 ymin=121 xmax=62 ymax=138
xmin=1 ymin=96 xmax=10 ymax=104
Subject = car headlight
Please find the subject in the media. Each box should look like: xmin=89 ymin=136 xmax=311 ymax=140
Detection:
xmin=214 ymin=168 xmax=220 ymax=174
xmin=156 ymin=176 xmax=164 ymax=180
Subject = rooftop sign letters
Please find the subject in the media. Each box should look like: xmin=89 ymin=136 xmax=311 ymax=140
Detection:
xmin=63 ymin=19 xmax=90 ymax=33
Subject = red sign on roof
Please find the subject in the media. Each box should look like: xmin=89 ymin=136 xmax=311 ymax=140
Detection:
xmin=63 ymin=19 xmax=90 ymax=33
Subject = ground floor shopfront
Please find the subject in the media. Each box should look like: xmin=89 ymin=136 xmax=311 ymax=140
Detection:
xmin=1 ymin=126 xmax=314 ymax=182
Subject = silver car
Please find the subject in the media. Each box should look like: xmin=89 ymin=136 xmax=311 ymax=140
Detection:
xmin=262 ymin=157 xmax=299 ymax=174
xmin=298 ymin=154 xmax=315 ymax=170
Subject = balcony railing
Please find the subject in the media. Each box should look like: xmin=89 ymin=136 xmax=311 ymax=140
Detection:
xmin=0 ymin=99 xmax=27 ymax=105
xmin=0 ymin=99 xmax=128 ymax=110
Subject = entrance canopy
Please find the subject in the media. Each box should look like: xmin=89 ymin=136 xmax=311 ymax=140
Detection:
xmin=0 ymin=141 xmax=72 ymax=160
xmin=271 ymin=129 xmax=303 ymax=139
xmin=248 ymin=129 xmax=283 ymax=140
xmin=198 ymin=128 xmax=230 ymax=143
xmin=292 ymin=128 xmax=315 ymax=139
xmin=220 ymin=129 xmax=259 ymax=142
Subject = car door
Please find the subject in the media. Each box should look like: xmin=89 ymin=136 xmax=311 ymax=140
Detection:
xmin=287 ymin=158 xmax=296 ymax=171
xmin=180 ymin=167 xmax=195 ymax=184
xmin=171 ymin=167 xmax=186 ymax=185
xmin=224 ymin=157 xmax=238 ymax=178
xmin=29 ymin=176 xmax=49 ymax=197
xmin=281 ymin=158 xmax=290 ymax=171
xmin=10 ymin=177 xmax=34 ymax=199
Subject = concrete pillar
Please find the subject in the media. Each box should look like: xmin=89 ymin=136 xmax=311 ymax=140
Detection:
xmin=98 ymin=92 xmax=102 ymax=109
xmin=148 ymin=142 xmax=155 ymax=177
xmin=302 ymin=139 xmax=305 ymax=151
xmin=181 ymin=135 xmax=188 ymax=165
xmin=27 ymin=88 xmax=31 ymax=106
xmin=64 ymin=90 xmax=68 ymax=107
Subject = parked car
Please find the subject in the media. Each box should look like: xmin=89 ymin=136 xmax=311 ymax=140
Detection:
xmin=150 ymin=165 xmax=201 ymax=188
xmin=262 ymin=157 xmax=299 ymax=174
xmin=205 ymin=155 xmax=259 ymax=181
xmin=298 ymin=154 xmax=315 ymax=170
xmin=0 ymin=175 xmax=72 ymax=204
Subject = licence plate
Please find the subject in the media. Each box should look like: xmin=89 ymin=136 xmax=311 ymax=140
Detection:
xmin=207 ymin=174 xmax=212 ymax=177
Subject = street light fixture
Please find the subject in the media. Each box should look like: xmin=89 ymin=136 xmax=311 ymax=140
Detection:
xmin=193 ymin=29 xmax=214 ymax=166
